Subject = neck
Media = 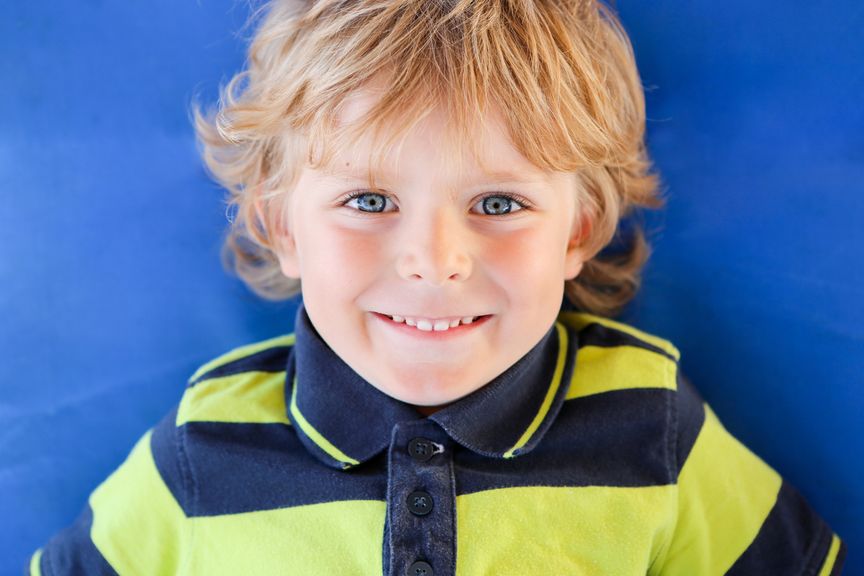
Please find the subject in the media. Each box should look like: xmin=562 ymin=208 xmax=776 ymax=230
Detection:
xmin=413 ymin=403 xmax=447 ymax=417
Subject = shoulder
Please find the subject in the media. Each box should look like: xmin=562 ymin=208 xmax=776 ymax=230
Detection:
xmin=92 ymin=330 xmax=301 ymax=526
xmin=154 ymin=332 xmax=300 ymax=518
xmin=178 ymin=333 xmax=296 ymax=427
xmin=555 ymin=311 xmax=706 ymax=477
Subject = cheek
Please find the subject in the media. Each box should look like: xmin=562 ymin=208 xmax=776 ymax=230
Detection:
xmin=479 ymin=228 xmax=568 ymax=294
xmin=300 ymin=224 xmax=383 ymax=285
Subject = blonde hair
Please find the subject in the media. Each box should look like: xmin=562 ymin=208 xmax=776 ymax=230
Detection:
xmin=192 ymin=0 xmax=665 ymax=317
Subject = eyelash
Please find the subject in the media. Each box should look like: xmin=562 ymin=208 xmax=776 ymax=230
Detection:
xmin=338 ymin=190 xmax=533 ymax=215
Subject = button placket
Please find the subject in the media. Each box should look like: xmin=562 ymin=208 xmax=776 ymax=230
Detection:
xmin=385 ymin=421 xmax=456 ymax=576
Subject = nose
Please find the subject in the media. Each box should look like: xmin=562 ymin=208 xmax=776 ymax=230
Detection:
xmin=396 ymin=206 xmax=473 ymax=285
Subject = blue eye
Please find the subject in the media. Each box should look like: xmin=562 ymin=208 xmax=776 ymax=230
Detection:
xmin=343 ymin=191 xmax=393 ymax=213
xmin=478 ymin=194 xmax=527 ymax=216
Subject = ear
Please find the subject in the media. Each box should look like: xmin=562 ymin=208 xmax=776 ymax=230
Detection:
xmin=564 ymin=211 xmax=592 ymax=280
xmin=255 ymin=196 xmax=301 ymax=279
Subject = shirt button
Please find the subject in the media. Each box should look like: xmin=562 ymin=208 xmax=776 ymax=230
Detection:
xmin=407 ymin=490 xmax=434 ymax=516
xmin=407 ymin=560 xmax=434 ymax=576
xmin=408 ymin=438 xmax=435 ymax=462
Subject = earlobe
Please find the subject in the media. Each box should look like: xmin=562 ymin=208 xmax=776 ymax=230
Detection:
xmin=254 ymin=195 xmax=301 ymax=279
xmin=271 ymin=219 xmax=301 ymax=280
xmin=275 ymin=234 xmax=302 ymax=279
xmin=564 ymin=251 xmax=586 ymax=281
xmin=564 ymin=212 xmax=591 ymax=280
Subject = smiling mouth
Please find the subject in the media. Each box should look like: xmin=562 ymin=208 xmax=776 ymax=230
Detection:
xmin=377 ymin=313 xmax=492 ymax=333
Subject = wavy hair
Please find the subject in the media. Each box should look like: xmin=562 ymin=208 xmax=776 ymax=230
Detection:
xmin=192 ymin=0 xmax=665 ymax=317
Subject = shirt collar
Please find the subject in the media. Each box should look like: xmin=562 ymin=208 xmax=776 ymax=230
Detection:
xmin=285 ymin=303 xmax=577 ymax=470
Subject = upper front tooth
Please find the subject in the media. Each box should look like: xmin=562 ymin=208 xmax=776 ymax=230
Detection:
xmin=391 ymin=315 xmax=478 ymax=331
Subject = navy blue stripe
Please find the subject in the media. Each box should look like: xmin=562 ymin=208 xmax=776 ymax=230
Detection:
xmin=726 ymin=480 xmax=833 ymax=576
xmin=150 ymin=405 xmax=191 ymax=513
xmin=577 ymin=322 xmax=678 ymax=362
xmin=182 ymin=421 xmax=387 ymax=517
xmin=188 ymin=345 xmax=292 ymax=386
xmin=455 ymin=388 xmax=674 ymax=495
xmin=174 ymin=388 xmax=676 ymax=515
xmin=40 ymin=504 xmax=119 ymax=575
xmin=675 ymin=369 xmax=706 ymax=474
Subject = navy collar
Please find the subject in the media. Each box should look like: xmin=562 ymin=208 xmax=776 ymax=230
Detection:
xmin=285 ymin=303 xmax=578 ymax=470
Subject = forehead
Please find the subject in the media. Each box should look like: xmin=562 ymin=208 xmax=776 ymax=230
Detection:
xmin=321 ymin=84 xmax=550 ymax=182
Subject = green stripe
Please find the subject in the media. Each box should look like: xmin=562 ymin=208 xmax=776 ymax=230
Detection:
xmin=188 ymin=334 xmax=296 ymax=384
xmin=504 ymin=322 xmax=568 ymax=458
xmin=289 ymin=377 xmax=360 ymax=467
xmin=818 ymin=534 xmax=842 ymax=576
xmin=29 ymin=548 xmax=43 ymax=576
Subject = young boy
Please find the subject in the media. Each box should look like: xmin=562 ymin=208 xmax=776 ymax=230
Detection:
xmin=29 ymin=0 xmax=845 ymax=574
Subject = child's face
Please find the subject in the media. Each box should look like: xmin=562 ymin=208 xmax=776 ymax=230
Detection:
xmin=274 ymin=88 xmax=588 ymax=411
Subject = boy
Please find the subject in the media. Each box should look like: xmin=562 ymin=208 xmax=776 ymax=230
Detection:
xmin=30 ymin=0 xmax=845 ymax=574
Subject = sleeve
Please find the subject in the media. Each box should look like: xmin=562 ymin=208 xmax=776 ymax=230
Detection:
xmin=650 ymin=368 xmax=847 ymax=576
xmin=26 ymin=406 xmax=191 ymax=575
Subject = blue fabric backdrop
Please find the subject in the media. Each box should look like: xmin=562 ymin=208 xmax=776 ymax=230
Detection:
xmin=3 ymin=1 xmax=861 ymax=573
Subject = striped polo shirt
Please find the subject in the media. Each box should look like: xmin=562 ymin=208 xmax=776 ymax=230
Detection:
xmin=30 ymin=304 xmax=846 ymax=575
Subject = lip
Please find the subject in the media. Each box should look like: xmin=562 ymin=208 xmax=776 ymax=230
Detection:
xmin=372 ymin=312 xmax=493 ymax=340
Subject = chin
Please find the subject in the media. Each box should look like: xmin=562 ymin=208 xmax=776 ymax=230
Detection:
xmin=366 ymin=362 xmax=487 ymax=407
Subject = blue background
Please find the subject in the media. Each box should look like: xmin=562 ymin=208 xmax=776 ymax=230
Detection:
xmin=2 ymin=1 xmax=861 ymax=573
